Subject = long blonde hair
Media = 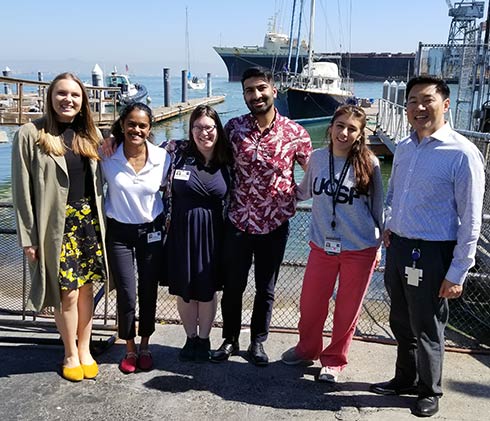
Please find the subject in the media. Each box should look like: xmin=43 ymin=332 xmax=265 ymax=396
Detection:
xmin=38 ymin=72 xmax=100 ymax=159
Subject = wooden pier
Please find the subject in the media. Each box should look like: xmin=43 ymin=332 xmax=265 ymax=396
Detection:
xmin=0 ymin=75 xmax=224 ymax=128
xmin=151 ymin=96 xmax=225 ymax=123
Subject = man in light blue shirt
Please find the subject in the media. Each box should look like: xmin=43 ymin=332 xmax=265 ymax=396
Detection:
xmin=370 ymin=76 xmax=485 ymax=417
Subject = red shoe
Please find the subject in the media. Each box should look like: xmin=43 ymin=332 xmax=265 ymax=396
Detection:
xmin=119 ymin=352 xmax=138 ymax=374
xmin=138 ymin=349 xmax=153 ymax=371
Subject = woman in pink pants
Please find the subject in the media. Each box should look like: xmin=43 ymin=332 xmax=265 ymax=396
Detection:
xmin=281 ymin=105 xmax=384 ymax=382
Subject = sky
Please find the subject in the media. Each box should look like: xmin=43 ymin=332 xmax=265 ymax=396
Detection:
xmin=0 ymin=0 xmax=482 ymax=78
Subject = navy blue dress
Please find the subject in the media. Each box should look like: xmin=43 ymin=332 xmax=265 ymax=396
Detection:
xmin=166 ymin=156 xmax=229 ymax=302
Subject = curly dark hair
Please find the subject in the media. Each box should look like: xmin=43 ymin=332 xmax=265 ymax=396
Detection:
xmin=111 ymin=102 xmax=155 ymax=145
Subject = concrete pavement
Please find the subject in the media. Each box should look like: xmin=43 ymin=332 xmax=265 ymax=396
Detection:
xmin=0 ymin=323 xmax=489 ymax=420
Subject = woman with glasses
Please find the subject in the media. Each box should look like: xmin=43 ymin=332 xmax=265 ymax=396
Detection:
xmin=162 ymin=105 xmax=232 ymax=362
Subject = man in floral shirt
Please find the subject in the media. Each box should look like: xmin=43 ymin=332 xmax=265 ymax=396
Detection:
xmin=211 ymin=67 xmax=312 ymax=366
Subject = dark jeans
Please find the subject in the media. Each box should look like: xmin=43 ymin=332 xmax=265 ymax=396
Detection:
xmin=220 ymin=219 xmax=289 ymax=343
xmin=385 ymin=233 xmax=455 ymax=397
xmin=106 ymin=215 xmax=164 ymax=340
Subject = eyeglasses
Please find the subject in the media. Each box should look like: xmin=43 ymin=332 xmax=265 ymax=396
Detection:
xmin=192 ymin=124 xmax=216 ymax=133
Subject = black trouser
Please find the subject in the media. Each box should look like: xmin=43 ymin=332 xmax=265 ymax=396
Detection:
xmin=106 ymin=215 xmax=164 ymax=340
xmin=384 ymin=233 xmax=455 ymax=397
xmin=220 ymin=219 xmax=289 ymax=343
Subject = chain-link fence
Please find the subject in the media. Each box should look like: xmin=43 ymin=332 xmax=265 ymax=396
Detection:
xmin=2 ymin=138 xmax=490 ymax=350
xmin=447 ymin=130 xmax=490 ymax=348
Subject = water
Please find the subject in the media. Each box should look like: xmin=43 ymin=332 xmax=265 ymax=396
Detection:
xmin=0 ymin=76 xmax=390 ymax=198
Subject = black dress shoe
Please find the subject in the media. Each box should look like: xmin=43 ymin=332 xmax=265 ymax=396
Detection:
xmin=413 ymin=396 xmax=439 ymax=417
xmin=247 ymin=342 xmax=269 ymax=366
xmin=370 ymin=378 xmax=418 ymax=395
xmin=210 ymin=340 xmax=239 ymax=362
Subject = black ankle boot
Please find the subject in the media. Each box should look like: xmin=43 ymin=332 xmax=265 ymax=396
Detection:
xmin=179 ymin=336 xmax=197 ymax=362
xmin=195 ymin=337 xmax=211 ymax=362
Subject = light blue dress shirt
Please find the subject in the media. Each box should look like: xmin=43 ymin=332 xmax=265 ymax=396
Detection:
xmin=385 ymin=123 xmax=485 ymax=285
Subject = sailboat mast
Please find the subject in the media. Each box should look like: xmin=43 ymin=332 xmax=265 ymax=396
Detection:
xmin=294 ymin=0 xmax=305 ymax=74
xmin=307 ymin=0 xmax=315 ymax=78
xmin=185 ymin=6 xmax=191 ymax=76
xmin=287 ymin=0 xmax=298 ymax=73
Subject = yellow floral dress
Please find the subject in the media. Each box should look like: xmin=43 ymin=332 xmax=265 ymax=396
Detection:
xmin=59 ymin=197 xmax=105 ymax=290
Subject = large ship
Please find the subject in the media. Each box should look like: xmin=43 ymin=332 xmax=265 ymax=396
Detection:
xmin=213 ymin=33 xmax=416 ymax=82
xmin=213 ymin=30 xmax=309 ymax=81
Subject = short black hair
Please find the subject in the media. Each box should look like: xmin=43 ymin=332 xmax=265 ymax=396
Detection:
xmin=241 ymin=67 xmax=274 ymax=88
xmin=406 ymin=76 xmax=450 ymax=100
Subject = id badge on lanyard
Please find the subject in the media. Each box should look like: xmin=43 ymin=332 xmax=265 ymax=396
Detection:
xmin=174 ymin=169 xmax=191 ymax=181
xmin=324 ymin=237 xmax=341 ymax=255
xmin=405 ymin=248 xmax=423 ymax=287
xmin=147 ymin=230 xmax=162 ymax=244
xmin=325 ymin=153 xmax=349 ymax=256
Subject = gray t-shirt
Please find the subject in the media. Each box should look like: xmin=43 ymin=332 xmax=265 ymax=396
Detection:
xmin=297 ymin=147 xmax=384 ymax=251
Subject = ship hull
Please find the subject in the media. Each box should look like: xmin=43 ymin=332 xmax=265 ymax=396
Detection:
xmin=275 ymin=87 xmax=353 ymax=120
xmin=215 ymin=49 xmax=415 ymax=82
xmin=214 ymin=50 xmax=308 ymax=81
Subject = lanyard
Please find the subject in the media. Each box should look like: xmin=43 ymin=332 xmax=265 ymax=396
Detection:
xmin=411 ymin=247 xmax=421 ymax=268
xmin=329 ymin=152 xmax=350 ymax=230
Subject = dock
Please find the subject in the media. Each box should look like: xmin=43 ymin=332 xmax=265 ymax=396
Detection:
xmin=0 ymin=75 xmax=224 ymax=128
xmin=151 ymin=96 xmax=225 ymax=123
xmin=362 ymin=100 xmax=394 ymax=157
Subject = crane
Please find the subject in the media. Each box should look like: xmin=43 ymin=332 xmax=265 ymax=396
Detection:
xmin=441 ymin=1 xmax=485 ymax=129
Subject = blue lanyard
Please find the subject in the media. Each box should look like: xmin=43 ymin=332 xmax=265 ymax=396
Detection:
xmin=411 ymin=247 xmax=421 ymax=268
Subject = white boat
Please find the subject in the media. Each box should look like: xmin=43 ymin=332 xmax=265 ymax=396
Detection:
xmin=275 ymin=0 xmax=354 ymax=120
xmin=187 ymin=75 xmax=205 ymax=90
xmin=105 ymin=70 xmax=148 ymax=105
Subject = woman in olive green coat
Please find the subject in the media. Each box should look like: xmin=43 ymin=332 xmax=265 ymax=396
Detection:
xmin=11 ymin=72 xmax=109 ymax=382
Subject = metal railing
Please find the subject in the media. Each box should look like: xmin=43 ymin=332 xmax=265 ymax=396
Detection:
xmin=0 ymin=76 xmax=120 ymax=127
xmin=376 ymin=98 xmax=456 ymax=150
xmin=376 ymin=98 xmax=411 ymax=149
xmin=276 ymin=71 xmax=354 ymax=95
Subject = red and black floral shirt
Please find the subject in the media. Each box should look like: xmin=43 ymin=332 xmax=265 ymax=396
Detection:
xmin=225 ymin=110 xmax=312 ymax=234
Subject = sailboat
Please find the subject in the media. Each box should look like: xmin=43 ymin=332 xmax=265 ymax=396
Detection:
xmin=185 ymin=7 xmax=205 ymax=90
xmin=275 ymin=0 xmax=354 ymax=121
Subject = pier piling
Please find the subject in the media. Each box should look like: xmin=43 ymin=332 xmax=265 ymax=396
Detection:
xmin=207 ymin=72 xmax=212 ymax=97
xmin=163 ymin=68 xmax=170 ymax=107
xmin=2 ymin=67 xmax=11 ymax=95
xmin=181 ymin=70 xmax=187 ymax=103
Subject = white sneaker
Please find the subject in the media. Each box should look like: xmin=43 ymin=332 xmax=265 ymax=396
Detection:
xmin=318 ymin=366 xmax=340 ymax=383
xmin=280 ymin=347 xmax=314 ymax=366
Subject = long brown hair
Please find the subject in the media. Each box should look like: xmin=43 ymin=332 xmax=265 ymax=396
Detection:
xmin=328 ymin=105 xmax=374 ymax=194
xmin=38 ymin=72 xmax=100 ymax=159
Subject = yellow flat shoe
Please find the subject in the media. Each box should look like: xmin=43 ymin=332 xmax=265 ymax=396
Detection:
xmin=62 ymin=365 xmax=84 ymax=382
xmin=81 ymin=361 xmax=99 ymax=379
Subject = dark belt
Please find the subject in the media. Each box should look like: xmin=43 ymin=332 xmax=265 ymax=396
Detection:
xmin=390 ymin=232 xmax=456 ymax=246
